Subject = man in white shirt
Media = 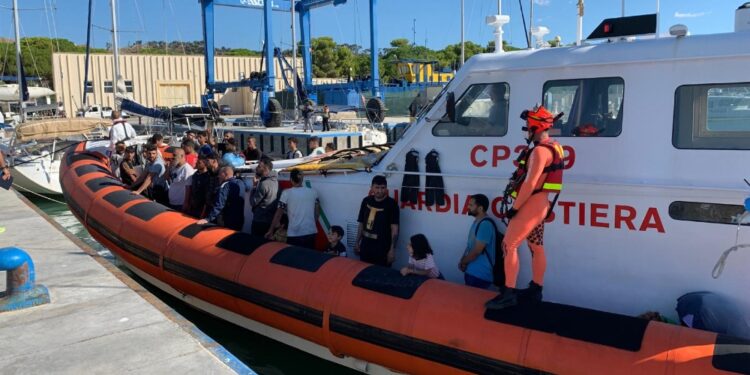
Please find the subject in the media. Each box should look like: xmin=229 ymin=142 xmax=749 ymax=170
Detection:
xmin=168 ymin=148 xmax=195 ymax=211
xmin=266 ymin=169 xmax=320 ymax=249
xmin=109 ymin=110 xmax=137 ymax=149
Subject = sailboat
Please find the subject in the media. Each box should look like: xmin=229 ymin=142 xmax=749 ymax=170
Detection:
xmin=1 ymin=0 xmax=143 ymax=195
xmin=0 ymin=84 xmax=55 ymax=104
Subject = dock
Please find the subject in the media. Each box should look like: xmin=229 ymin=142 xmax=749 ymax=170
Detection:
xmin=0 ymin=188 xmax=251 ymax=374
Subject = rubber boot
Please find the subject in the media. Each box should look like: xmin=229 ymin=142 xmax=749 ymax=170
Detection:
xmin=485 ymin=288 xmax=518 ymax=310
xmin=517 ymin=281 xmax=543 ymax=304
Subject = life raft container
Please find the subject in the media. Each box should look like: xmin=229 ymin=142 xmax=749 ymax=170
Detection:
xmin=60 ymin=142 xmax=749 ymax=375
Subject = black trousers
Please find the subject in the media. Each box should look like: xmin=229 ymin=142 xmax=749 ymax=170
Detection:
xmin=251 ymin=221 xmax=271 ymax=237
xmin=287 ymin=234 xmax=317 ymax=249
xmin=360 ymin=239 xmax=390 ymax=267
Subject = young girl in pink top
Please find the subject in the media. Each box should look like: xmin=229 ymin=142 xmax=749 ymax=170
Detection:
xmin=400 ymin=234 xmax=443 ymax=279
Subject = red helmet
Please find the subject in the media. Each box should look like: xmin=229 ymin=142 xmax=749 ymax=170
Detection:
xmin=520 ymin=105 xmax=560 ymax=134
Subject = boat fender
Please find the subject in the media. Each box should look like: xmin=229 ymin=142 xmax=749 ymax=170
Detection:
xmin=425 ymin=149 xmax=445 ymax=206
xmin=400 ymin=149 xmax=419 ymax=205
xmin=677 ymin=291 xmax=750 ymax=340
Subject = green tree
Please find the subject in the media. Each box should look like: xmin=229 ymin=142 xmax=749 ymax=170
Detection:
xmin=311 ymin=37 xmax=338 ymax=77
xmin=0 ymin=37 xmax=93 ymax=83
xmin=485 ymin=40 xmax=523 ymax=53
xmin=334 ymin=44 xmax=355 ymax=78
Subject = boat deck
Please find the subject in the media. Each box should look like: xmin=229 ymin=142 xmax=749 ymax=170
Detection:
xmin=0 ymin=189 xmax=251 ymax=374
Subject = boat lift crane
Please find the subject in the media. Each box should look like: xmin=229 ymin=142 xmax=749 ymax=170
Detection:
xmin=200 ymin=0 xmax=376 ymax=123
xmin=200 ymin=0 xmax=447 ymax=125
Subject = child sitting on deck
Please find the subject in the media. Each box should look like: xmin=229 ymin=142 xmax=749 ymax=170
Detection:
xmin=401 ymin=234 xmax=442 ymax=279
xmin=325 ymin=225 xmax=347 ymax=257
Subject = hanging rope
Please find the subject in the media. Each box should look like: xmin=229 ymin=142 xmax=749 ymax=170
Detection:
xmin=10 ymin=142 xmax=78 ymax=168
xmin=0 ymin=15 xmax=13 ymax=78
xmin=12 ymin=182 xmax=68 ymax=205
xmin=42 ymin=0 xmax=61 ymax=53
xmin=166 ymin=0 xmax=188 ymax=55
xmin=19 ymin=23 xmax=45 ymax=83
xmin=712 ymin=214 xmax=750 ymax=279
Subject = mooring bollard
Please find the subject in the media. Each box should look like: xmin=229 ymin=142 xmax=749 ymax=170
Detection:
xmin=0 ymin=247 xmax=50 ymax=312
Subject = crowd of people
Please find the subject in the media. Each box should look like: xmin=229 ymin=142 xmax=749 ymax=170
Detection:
xmin=105 ymin=103 xmax=562 ymax=312
xmin=106 ymin=114 xmax=347 ymax=254
xmin=107 ymin=131 xmax=500 ymax=292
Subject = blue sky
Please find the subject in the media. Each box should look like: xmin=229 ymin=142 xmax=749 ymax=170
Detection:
xmin=0 ymin=0 xmax=738 ymax=51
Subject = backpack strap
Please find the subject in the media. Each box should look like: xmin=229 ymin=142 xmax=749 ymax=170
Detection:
xmin=474 ymin=218 xmax=498 ymax=267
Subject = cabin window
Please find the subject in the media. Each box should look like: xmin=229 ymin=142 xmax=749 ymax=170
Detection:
xmin=433 ymin=82 xmax=509 ymax=137
xmin=673 ymin=83 xmax=750 ymax=149
xmin=669 ymin=201 xmax=749 ymax=226
xmin=542 ymin=77 xmax=624 ymax=137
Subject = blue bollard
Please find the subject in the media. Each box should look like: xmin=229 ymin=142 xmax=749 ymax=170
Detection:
xmin=0 ymin=247 xmax=50 ymax=312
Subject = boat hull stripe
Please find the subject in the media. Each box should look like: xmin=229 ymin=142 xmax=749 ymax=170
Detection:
xmin=86 ymin=216 xmax=160 ymax=267
xmin=161 ymin=258 xmax=324 ymax=327
xmin=329 ymin=314 xmax=547 ymax=375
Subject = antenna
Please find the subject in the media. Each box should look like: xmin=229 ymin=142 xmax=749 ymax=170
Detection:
xmin=576 ymin=0 xmax=584 ymax=46
xmin=486 ymin=0 xmax=510 ymax=54
xmin=412 ymin=18 xmax=416 ymax=46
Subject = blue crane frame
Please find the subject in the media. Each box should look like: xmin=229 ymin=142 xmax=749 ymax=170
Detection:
xmin=200 ymin=0 xmax=446 ymax=122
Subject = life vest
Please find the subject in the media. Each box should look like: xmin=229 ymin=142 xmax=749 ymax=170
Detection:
xmin=511 ymin=139 xmax=565 ymax=198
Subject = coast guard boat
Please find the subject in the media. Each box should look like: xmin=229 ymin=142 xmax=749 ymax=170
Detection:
xmin=62 ymin=4 xmax=750 ymax=374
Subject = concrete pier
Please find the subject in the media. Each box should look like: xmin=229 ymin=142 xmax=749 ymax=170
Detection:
xmin=0 ymin=188 xmax=250 ymax=374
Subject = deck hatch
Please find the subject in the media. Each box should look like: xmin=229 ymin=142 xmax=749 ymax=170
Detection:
xmin=67 ymin=152 xmax=100 ymax=165
xmin=124 ymin=202 xmax=171 ymax=222
xmin=712 ymin=334 xmax=750 ymax=374
xmin=484 ymin=302 xmax=648 ymax=351
xmin=75 ymin=164 xmax=110 ymax=177
xmin=216 ymin=232 xmax=269 ymax=255
xmin=351 ymin=266 xmax=428 ymax=300
xmin=269 ymin=246 xmax=335 ymax=272
xmin=103 ymin=190 xmax=147 ymax=208
xmin=178 ymin=223 xmax=218 ymax=239
xmin=85 ymin=177 xmax=124 ymax=192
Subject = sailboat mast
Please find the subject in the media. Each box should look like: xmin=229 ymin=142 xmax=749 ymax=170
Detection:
xmin=529 ymin=0 xmax=534 ymax=49
xmin=110 ymin=0 xmax=121 ymax=111
xmin=291 ymin=0 xmax=298 ymax=120
xmin=12 ymin=0 xmax=25 ymax=123
xmin=83 ymin=0 xmax=94 ymax=109
xmin=460 ymin=0 xmax=465 ymax=66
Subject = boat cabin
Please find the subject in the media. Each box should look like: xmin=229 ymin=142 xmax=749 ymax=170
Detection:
xmin=305 ymin=17 xmax=750 ymax=317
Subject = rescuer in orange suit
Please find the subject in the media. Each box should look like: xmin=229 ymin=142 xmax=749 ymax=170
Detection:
xmin=486 ymin=105 xmax=565 ymax=310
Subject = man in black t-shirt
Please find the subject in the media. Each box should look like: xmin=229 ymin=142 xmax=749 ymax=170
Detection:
xmin=355 ymin=175 xmax=400 ymax=267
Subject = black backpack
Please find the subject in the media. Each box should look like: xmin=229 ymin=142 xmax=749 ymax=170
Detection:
xmin=474 ymin=218 xmax=506 ymax=287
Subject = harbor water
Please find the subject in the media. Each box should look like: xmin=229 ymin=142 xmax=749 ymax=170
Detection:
xmin=26 ymin=195 xmax=358 ymax=375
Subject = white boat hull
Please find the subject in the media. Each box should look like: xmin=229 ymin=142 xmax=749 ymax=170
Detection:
xmin=10 ymin=158 xmax=62 ymax=195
